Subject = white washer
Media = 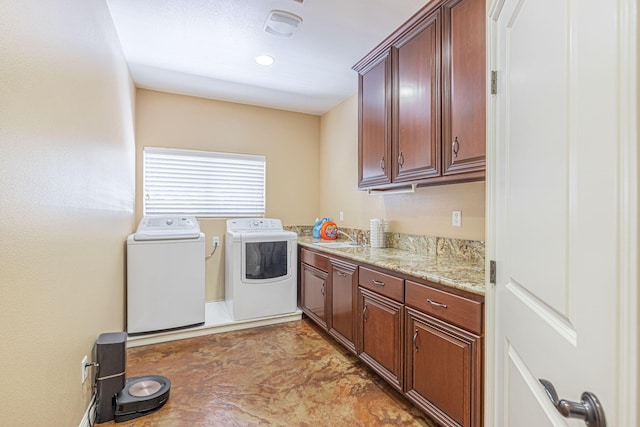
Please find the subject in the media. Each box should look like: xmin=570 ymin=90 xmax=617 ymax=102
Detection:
xmin=127 ymin=216 xmax=205 ymax=334
xmin=225 ymin=218 xmax=297 ymax=321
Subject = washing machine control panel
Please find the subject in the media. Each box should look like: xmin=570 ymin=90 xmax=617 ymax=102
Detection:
xmin=133 ymin=216 xmax=201 ymax=240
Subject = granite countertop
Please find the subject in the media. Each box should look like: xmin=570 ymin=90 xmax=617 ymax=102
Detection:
xmin=297 ymin=237 xmax=486 ymax=296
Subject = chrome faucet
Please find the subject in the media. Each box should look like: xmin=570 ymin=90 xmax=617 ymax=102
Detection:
xmin=337 ymin=230 xmax=359 ymax=245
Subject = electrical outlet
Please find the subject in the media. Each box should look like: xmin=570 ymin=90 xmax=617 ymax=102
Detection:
xmin=213 ymin=236 xmax=220 ymax=247
xmin=81 ymin=355 xmax=88 ymax=384
xmin=339 ymin=211 xmax=344 ymax=221
xmin=452 ymin=211 xmax=462 ymax=227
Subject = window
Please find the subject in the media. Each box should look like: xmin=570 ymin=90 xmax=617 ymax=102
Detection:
xmin=143 ymin=147 xmax=265 ymax=217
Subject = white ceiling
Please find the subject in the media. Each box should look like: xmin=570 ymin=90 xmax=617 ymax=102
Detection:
xmin=106 ymin=0 xmax=431 ymax=115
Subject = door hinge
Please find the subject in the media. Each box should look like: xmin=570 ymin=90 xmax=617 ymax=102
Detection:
xmin=489 ymin=260 xmax=496 ymax=284
xmin=491 ymin=70 xmax=498 ymax=95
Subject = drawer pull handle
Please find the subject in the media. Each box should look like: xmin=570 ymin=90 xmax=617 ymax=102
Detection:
xmin=336 ymin=271 xmax=347 ymax=277
xmin=413 ymin=329 xmax=419 ymax=352
xmin=321 ymin=283 xmax=325 ymax=296
xmin=371 ymin=279 xmax=386 ymax=287
xmin=427 ymin=299 xmax=447 ymax=309
xmin=363 ymin=304 xmax=368 ymax=321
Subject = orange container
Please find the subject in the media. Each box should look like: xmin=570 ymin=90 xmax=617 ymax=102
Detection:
xmin=320 ymin=221 xmax=338 ymax=240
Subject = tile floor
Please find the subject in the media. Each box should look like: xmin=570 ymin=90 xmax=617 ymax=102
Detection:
xmin=100 ymin=318 xmax=437 ymax=426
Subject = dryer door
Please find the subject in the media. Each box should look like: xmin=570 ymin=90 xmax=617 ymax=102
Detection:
xmin=241 ymin=233 xmax=293 ymax=284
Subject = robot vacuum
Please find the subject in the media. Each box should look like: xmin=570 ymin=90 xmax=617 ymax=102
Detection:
xmin=95 ymin=332 xmax=171 ymax=424
xmin=114 ymin=375 xmax=171 ymax=422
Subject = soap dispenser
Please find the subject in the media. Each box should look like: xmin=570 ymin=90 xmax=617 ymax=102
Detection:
xmin=312 ymin=217 xmax=330 ymax=239
xmin=312 ymin=218 xmax=323 ymax=239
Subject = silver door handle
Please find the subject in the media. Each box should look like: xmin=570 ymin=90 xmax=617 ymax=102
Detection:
xmin=539 ymin=379 xmax=606 ymax=427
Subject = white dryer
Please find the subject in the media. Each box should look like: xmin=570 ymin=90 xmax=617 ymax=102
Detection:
xmin=225 ymin=218 xmax=297 ymax=321
xmin=127 ymin=216 xmax=205 ymax=334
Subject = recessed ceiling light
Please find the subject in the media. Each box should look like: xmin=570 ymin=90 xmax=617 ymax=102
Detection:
xmin=255 ymin=55 xmax=275 ymax=66
xmin=264 ymin=10 xmax=303 ymax=37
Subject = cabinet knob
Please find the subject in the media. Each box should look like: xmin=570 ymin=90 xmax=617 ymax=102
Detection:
xmin=379 ymin=156 xmax=385 ymax=171
xmin=453 ymin=137 xmax=460 ymax=158
xmin=398 ymin=151 xmax=404 ymax=168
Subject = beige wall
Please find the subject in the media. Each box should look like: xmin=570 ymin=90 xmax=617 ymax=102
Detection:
xmin=0 ymin=0 xmax=136 ymax=425
xmin=319 ymin=94 xmax=485 ymax=241
xmin=135 ymin=89 xmax=321 ymax=300
xmin=134 ymin=89 xmax=485 ymax=302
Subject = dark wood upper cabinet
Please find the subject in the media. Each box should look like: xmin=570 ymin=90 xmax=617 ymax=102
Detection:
xmin=442 ymin=0 xmax=486 ymax=176
xmin=393 ymin=9 xmax=442 ymax=183
xmin=358 ymin=51 xmax=392 ymax=189
xmin=354 ymin=0 xmax=485 ymax=190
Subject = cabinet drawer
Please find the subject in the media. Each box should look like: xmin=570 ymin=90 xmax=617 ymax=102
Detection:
xmin=301 ymin=248 xmax=329 ymax=272
xmin=405 ymin=280 xmax=482 ymax=335
xmin=359 ymin=267 xmax=404 ymax=302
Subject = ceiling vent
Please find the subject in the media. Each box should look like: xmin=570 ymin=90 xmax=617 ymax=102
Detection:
xmin=264 ymin=10 xmax=303 ymax=37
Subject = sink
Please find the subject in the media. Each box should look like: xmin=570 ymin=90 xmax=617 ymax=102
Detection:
xmin=314 ymin=241 xmax=359 ymax=248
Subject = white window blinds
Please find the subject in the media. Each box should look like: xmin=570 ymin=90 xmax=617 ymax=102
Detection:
xmin=143 ymin=147 xmax=266 ymax=217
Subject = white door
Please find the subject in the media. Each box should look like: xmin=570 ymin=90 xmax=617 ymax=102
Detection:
xmin=488 ymin=0 xmax=638 ymax=426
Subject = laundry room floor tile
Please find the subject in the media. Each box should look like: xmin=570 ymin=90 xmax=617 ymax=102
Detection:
xmin=99 ymin=318 xmax=437 ymax=426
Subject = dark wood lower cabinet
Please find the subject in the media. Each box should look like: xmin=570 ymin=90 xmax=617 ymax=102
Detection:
xmin=299 ymin=247 xmax=484 ymax=427
xmin=358 ymin=287 xmax=404 ymax=392
xmin=300 ymin=263 xmax=328 ymax=329
xmin=328 ymin=259 xmax=357 ymax=354
xmin=405 ymin=307 xmax=483 ymax=427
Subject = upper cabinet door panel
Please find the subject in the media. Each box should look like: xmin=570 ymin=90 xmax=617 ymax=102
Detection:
xmin=442 ymin=0 xmax=486 ymax=175
xmin=393 ymin=11 xmax=442 ymax=183
xmin=358 ymin=51 xmax=392 ymax=188
xmin=354 ymin=0 xmax=485 ymax=190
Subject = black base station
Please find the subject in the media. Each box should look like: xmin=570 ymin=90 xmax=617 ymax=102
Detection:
xmin=95 ymin=332 xmax=171 ymax=424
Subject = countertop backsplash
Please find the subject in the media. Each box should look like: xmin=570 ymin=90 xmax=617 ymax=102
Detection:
xmin=285 ymin=225 xmax=485 ymax=264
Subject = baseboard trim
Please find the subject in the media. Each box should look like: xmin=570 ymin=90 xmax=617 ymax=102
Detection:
xmin=127 ymin=302 xmax=302 ymax=348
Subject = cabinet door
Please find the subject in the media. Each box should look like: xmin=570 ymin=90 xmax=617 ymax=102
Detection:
xmin=329 ymin=260 xmax=357 ymax=354
xmin=393 ymin=9 xmax=442 ymax=183
xmin=442 ymin=0 xmax=486 ymax=177
xmin=301 ymin=263 xmax=328 ymax=329
xmin=358 ymin=50 xmax=392 ymax=189
xmin=358 ymin=287 xmax=403 ymax=391
xmin=405 ymin=308 xmax=482 ymax=427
